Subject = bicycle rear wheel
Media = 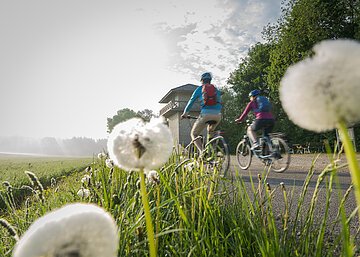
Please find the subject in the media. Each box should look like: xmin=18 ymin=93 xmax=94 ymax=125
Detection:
xmin=270 ymin=137 xmax=290 ymax=172
xmin=236 ymin=139 xmax=252 ymax=170
xmin=206 ymin=136 xmax=230 ymax=176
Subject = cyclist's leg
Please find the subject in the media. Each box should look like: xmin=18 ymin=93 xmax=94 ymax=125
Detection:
xmin=263 ymin=119 xmax=275 ymax=137
xmin=204 ymin=113 xmax=222 ymax=137
xmin=191 ymin=116 xmax=207 ymax=152
xmin=248 ymin=120 xmax=261 ymax=146
xmin=262 ymin=119 xmax=275 ymax=155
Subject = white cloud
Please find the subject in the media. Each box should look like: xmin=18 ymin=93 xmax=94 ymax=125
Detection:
xmin=151 ymin=0 xmax=282 ymax=85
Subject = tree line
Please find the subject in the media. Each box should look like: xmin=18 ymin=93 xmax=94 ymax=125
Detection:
xmin=220 ymin=0 xmax=360 ymax=152
xmin=0 ymin=136 xmax=107 ymax=156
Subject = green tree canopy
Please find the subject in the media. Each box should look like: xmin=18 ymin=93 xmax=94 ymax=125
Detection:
xmin=107 ymin=108 xmax=156 ymax=133
xmin=222 ymin=0 xmax=360 ymax=149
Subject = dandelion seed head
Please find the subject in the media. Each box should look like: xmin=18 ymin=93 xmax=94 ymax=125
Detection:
xmin=97 ymin=152 xmax=107 ymax=159
xmin=266 ymin=183 xmax=271 ymax=191
xmin=146 ymin=170 xmax=160 ymax=185
xmin=105 ymin=158 xmax=114 ymax=168
xmin=280 ymin=182 xmax=285 ymax=190
xmin=50 ymin=178 xmax=56 ymax=187
xmin=81 ymin=175 xmax=91 ymax=185
xmin=77 ymin=188 xmax=90 ymax=198
xmin=13 ymin=203 xmax=118 ymax=257
xmin=280 ymin=39 xmax=360 ymax=132
xmin=107 ymin=117 xmax=173 ymax=171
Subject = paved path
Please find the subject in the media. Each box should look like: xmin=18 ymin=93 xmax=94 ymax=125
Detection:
xmin=229 ymin=153 xmax=353 ymax=189
xmin=227 ymin=153 xmax=359 ymax=235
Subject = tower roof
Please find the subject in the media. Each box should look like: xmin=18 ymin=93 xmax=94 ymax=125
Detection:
xmin=159 ymin=84 xmax=198 ymax=103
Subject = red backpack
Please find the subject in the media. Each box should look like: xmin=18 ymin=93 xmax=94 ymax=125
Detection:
xmin=202 ymin=84 xmax=217 ymax=106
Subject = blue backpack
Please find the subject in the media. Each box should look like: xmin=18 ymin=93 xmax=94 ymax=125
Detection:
xmin=255 ymin=96 xmax=272 ymax=112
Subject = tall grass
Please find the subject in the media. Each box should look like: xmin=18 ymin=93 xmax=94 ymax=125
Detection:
xmin=0 ymin=151 xmax=359 ymax=256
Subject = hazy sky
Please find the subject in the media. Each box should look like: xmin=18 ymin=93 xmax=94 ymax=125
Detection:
xmin=0 ymin=0 xmax=282 ymax=139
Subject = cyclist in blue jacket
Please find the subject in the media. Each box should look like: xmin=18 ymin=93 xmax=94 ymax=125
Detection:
xmin=181 ymin=72 xmax=222 ymax=152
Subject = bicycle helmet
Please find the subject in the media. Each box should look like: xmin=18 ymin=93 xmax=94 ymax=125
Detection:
xmin=249 ymin=89 xmax=261 ymax=97
xmin=200 ymin=72 xmax=212 ymax=82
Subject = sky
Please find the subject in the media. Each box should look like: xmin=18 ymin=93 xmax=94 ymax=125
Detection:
xmin=0 ymin=0 xmax=282 ymax=140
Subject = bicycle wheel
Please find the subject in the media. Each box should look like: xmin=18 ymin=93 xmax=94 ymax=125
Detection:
xmin=270 ymin=137 xmax=290 ymax=173
xmin=236 ymin=139 xmax=252 ymax=170
xmin=182 ymin=141 xmax=200 ymax=160
xmin=206 ymin=136 xmax=230 ymax=176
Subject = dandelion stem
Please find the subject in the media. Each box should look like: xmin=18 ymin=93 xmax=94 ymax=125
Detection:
xmin=139 ymin=170 xmax=156 ymax=257
xmin=338 ymin=121 xmax=360 ymax=220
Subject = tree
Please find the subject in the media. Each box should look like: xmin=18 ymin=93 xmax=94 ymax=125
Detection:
xmin=218 ymin=87 xmax=242 ymax=153
xmin=224 ymin=0 xmax=360 ymax=149
xmin=107 ymin=108 xmax=157 ymax=133
xmin=266 ymin=0 xmax=360 ymax=91
xmin=107 ymin=108 xmax=138 ymax=133
xmin=137 ymin=109 xmax=157 ymax=122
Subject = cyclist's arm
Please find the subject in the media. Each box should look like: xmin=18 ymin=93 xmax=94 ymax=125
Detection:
xmin=235 ymin=101 xmax=254 ymax=122
xmin=182 ymin=87 xmax=201 ymax=116
xmin=217 ymin=88 xmax=222 ymax=104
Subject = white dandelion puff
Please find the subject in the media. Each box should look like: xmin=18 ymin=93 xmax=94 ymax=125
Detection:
xmin=97 ymin=152 xmax=107 ymax=159
xmin=146 ymin=170 xmax=160 ymax=185
xmin=280 ymin=39 xmax=360 ymax=221
xmin=184 ymin=160 xmax=200 ymax=171
xmin=13 ymin=203 xmax=118 ymax=257
xmin=81 ymin=175 xmax=91 ymax=186
xmin=107 ymin=117 xmax=174 ymax=171
xmin=106 ymin=158 xmax=114 ymax=168
xmin=280 ymin=39 xmax=360 ymax=132
xmin=77 ymin=188 xmax=90 ymax=198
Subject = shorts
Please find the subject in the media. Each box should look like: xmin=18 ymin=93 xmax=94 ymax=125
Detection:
xmin=191 ymin=113 xmax=222 ymax=139
xmin=250 ymin=119 xmax=275 ymax=136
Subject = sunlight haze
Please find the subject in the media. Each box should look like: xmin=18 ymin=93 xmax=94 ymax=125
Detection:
xmin=0 ymin=0 xmax=281 ymax=139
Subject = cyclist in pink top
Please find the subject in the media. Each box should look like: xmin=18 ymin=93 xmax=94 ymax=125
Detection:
xmin=235 ymin=89 xmax=275 ymax=150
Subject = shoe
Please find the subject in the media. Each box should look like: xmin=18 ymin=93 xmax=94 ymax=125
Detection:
xmin=251 ymin=142 xmax=260 ymax=150
xmin=273 ymin=152 xmax=283 ymax=160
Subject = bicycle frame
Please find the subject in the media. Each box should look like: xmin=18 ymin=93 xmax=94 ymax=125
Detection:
xmin=182 ymin=115 xmax=230 ymax=175
xmin=236 ymin=130 xmax=290 ymax=173
xmin=190 ymin=131 xmax=224 ymax=152
xmin=242 ymin=134 xmax=273 ymax=160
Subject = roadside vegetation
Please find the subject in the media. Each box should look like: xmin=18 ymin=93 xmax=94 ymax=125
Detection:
xmin=0 ymin=150 xmax=359 ymax=256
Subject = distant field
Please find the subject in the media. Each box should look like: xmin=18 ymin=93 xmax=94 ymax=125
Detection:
xmin=0 ymin=153 xmax=93 ymax=187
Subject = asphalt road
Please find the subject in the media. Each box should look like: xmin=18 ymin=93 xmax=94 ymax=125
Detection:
xmin=229 ymin=153 xmax=353 ymax=189
xmin=227 ymin=153 xmax=359 ymax=235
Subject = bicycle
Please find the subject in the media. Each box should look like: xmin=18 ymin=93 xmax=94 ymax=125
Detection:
xmin=181 ymin=115 xmax=230 ymax=176
xmin=236 ymin=121 xmax=291 ymax=173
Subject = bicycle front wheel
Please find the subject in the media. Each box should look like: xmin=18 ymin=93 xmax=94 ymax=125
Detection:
xmin=182 ymin=141 xmax=200 ymax=160
xmin=236 ymin=139 xmax=252 ymax=170
xmin=206 ymin=136 xmax=230 ymax=176
xmin=270 ymin=137 xmax=291 ymax=173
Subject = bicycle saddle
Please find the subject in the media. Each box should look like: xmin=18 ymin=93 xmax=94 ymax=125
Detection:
xmin=206 ymin=120 xmax=218 ymax=125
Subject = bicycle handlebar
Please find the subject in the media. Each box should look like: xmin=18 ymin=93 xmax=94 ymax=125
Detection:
xmin=182 ymin=115 xmax=198 ymax=120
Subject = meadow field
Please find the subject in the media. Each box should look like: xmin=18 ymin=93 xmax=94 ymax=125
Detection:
xmin=0 ymin=151 xmax=359 ymax=256
xmin=0 ymin=153 xmax=93 ymax=187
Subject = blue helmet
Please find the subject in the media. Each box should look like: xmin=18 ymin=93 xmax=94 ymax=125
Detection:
xmin=249 ymin=89 xmax=261 ymax=97
xmin=200 ymin=72 xmax=212 ymax=82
